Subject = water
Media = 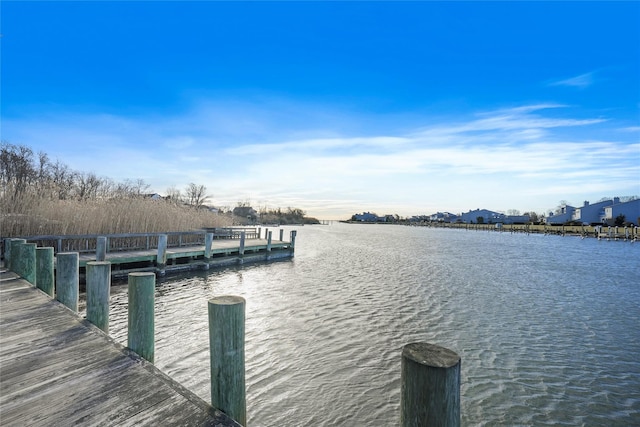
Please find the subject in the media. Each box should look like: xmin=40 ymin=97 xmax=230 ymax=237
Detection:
xmin=95 ymin=224 xmax=640 ymax=426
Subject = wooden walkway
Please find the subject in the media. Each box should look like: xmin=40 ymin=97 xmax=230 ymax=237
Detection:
xmin=0 ymin=271 xmax=241 ymax=427
xmin=73 ymin=238 xmax=293 ymax=279
xmin=78 ymin=238 xmax=290 ymax=265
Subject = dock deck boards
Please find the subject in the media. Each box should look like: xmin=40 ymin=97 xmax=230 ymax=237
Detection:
xmin=0 ymin=271 xmax=241 ymax=427
xmin=77 ymin=238 xmax=290 ymax=267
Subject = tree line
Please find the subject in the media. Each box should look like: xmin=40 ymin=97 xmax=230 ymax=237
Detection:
xmin=0 ymin=142 xmax=212 ymax=211
xmin=1 ymin=142 xmax=318 ymax=228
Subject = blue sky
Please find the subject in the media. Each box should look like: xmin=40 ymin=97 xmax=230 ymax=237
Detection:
xmin=2 ymin=1 xmax=639 ymax=219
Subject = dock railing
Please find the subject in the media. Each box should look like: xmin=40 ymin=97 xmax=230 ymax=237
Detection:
xmin=4 ymin=228 xmax=260 ymax=257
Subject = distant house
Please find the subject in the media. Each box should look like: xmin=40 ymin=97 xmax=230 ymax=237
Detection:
xmin=602 ymin=198 xmax=640 ymax=225
xmin=460 ymin=209 xmax=504 ymax=224
xmin=352 ymin=212 xmax=382 ymax=222
xmin=571 ymin=199 xmax=613 ymax=225
xmin=233 ymin=206 xmax=258 ymax=222
xmin=429 ymin=212 xmax=458 ymax=223
xmin=545 ymin=204 xmax=576 ymax=225
xmin=144 ymin=193 xmax=163 ymax=201
xmin=409 ymin=215 xmax=430 ymax=223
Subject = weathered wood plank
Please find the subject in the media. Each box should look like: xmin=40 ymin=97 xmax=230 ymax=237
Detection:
xmin=0 ymin=272 xmax=241 ymax=427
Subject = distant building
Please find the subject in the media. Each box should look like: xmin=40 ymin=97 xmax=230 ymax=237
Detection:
xmin=352 ymin=212 xmax=382 ymax=222
xmin=233 ymin=206 xmax=258 ymax=222
xmin=545 ymin=204 xmax=576 ymax=224
xmin=409 ymin=215 xmax=430 ymax=223
xmin=572 ymin=199 xmax=614 ymax=225
xmin=460 ymin=209 xmax=504 ymax=224
xmin=602 ymin=198 xmax=640 ymax=225
xmin=429 ymin=212 xmax=458 ymax=223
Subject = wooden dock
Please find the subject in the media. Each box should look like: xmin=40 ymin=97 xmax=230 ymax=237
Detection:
xmin=78 ymin=238 xmax=293 ymax=279
xmin=4 ymin=228 xmax=296 ymax=280
xmin=0 ymin=270 xmax=242 ymax=426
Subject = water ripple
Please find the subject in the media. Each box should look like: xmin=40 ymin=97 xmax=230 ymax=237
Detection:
xmin=92 ymin=225 xmax=640 ymax=426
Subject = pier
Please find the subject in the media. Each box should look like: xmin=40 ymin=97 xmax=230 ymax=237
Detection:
xmin=0 ymin=270 xmax=241 ymax=426
xmin=4 ymin=227 xmax=296 ymax=280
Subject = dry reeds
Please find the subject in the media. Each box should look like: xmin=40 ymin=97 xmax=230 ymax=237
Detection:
xmin=1 ymin=198 xmax=232 ymax=238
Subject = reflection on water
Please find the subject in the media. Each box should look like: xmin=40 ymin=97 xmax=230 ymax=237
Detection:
xmin=92 ymin=224 xmax=640 ymax=426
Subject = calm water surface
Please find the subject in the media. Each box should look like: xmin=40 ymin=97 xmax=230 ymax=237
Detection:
xmin=95 ymin=224 xmax=640 ymax=426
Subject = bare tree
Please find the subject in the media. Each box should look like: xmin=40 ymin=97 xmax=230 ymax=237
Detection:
xmin=0 ymin=142 xmax=36 ymax=198
xmin=49 ymin=160 xmax=76 ymax=200
xmin=74 ymin=172 xmax=105 ymax=201
xmin=523 ymin=211 xmax=539 ymax=223
xmin=185 ymin=183 xmax=209 ymax=208
xmin=165 ymin=186 xmax=183 ymax=205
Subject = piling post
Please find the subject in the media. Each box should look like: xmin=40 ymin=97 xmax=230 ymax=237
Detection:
xmin=86 ymin=261 xmax=111 ymax=333
xmin=56 ymin=252 xmax=79 ymax=312
xmin=400 ymin=342 xmax=461 ymax=427
xmin=208 ymin=296 xmax=246 ymax=426
xmin=96 ymin=236 xmax=107 ymax=261
xmin=156 ymin=234 xmax=168 ymax=276
xmin=9 ymin=238 xmax=26 ymax=274
xmin=238 ymin=232 xmax=246 ymax=265
xmin=239 ymin=232 xmax=246 ymax=255
xmin=36 ymin=247 xmax=55 ymax=297
xmin=266 ymin=231 xmax=272 ymax=260
xmin=279 ymin=229 xmax=284 ymax=241
xmin=205 ymin=232 xmax=214 ymax=259
xmin=203 ymin=232 xmax=213 ymax=270
xmin=17 ymin=243 xmax=37 ymax=286
xmin=3 ymin=238 xmax=14 ymax=270
xmin=128 ymin=272 xmax=155 ymax=362
xmin=290 ymin=230 xmax=297 ymax=254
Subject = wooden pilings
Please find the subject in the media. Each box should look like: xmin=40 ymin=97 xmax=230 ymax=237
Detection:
xmin=279 ymin=229 xmax=284 ymax=241
xmin=56 ymin=252 xmax=79 ymax=312
xmin=96 ymin=236 xmax=107 ymax=261
xmin=156 ymin=234 xmax=168 ymax=276
xmin=401 ymin=342 xmax=461 ymax=427
xmin=18 ymin=243 xmax=37 ymax=286
xmin=3 ymin=238 xmax=11 ymax=269
xmin=8 ymin=239 xmax=26 ymax=273
xmin=128 ymin=272 xmax=155 ymax=362
xmin=266 ymin=231 xmax=272 ymax=259
xmin=208 ymin=296 xmax=246 ymax=426
xmin=205 ymin=232 xmax=214 ymax=259
xmin=36 ymin=247 xmax=55 ymax=297
xmin=86 ymin=261 xmax=111 ymax=333
xmin=290 ymin=230 xmax=297 ymax=254
xmin=239 ymin=232 xmax=246 ymax=256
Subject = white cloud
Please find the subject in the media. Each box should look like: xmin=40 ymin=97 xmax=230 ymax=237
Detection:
xmin=548 ymin=71 xmax=597 ymax=89
xmin=3 ymin=102 xmax=638 ymax=219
